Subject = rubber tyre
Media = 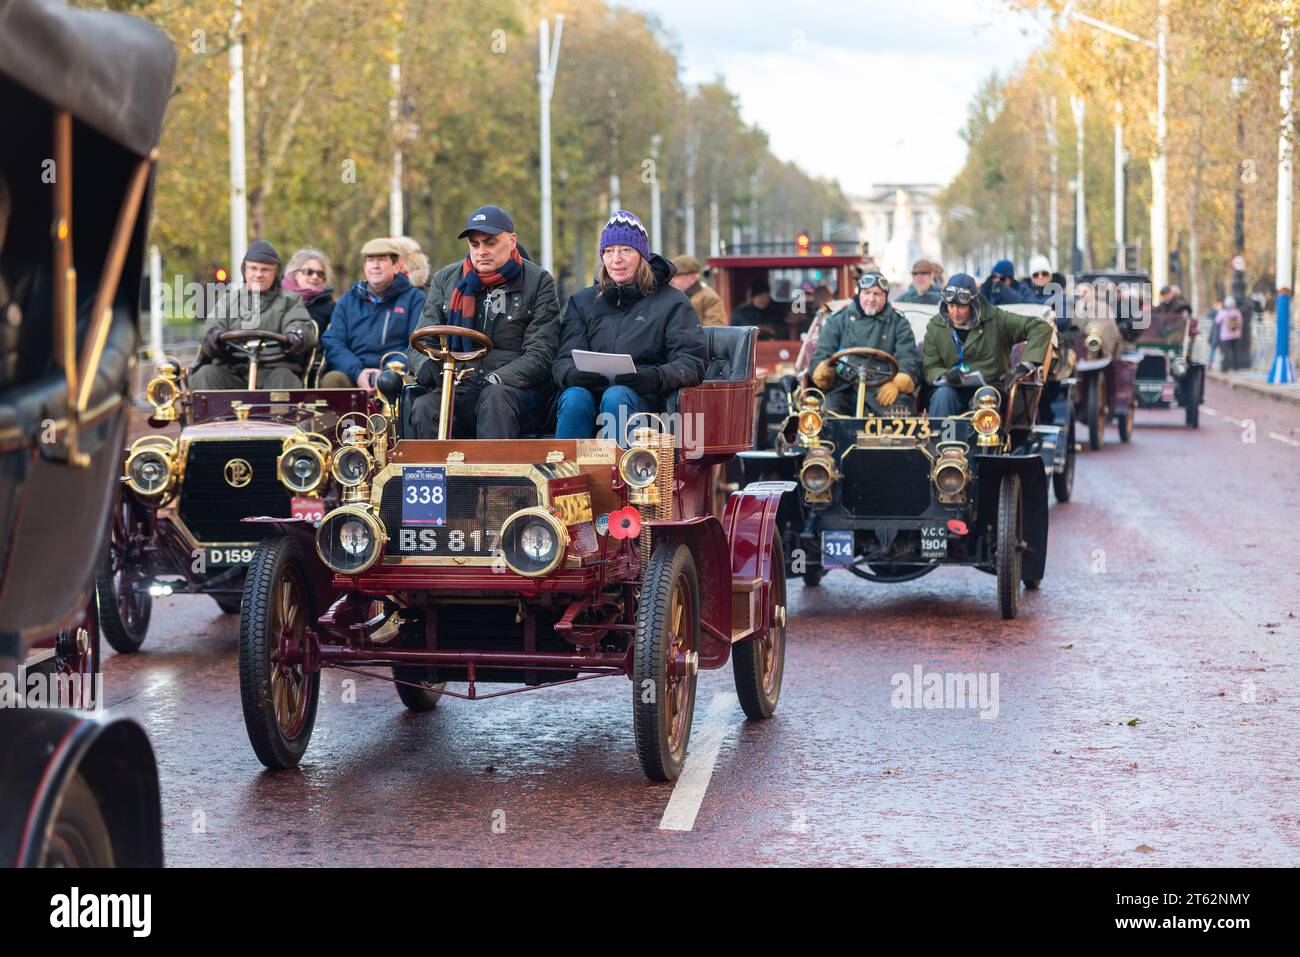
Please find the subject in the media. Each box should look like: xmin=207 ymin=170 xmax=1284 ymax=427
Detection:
xmin=239 ymin=536 xmax=320 ymax=770
xmin=1087 ymin=376 xmax=1105 ymax=451
xmin=213 ymin=593 xmax=243 ymax=615
xmin=39 ymin=773 xmax=115 ymax=867
xmin=996 ymin=474 xmax=1023 ymax=620
xmin=96 ymin=537 xmax=151 ymax=655
xmin=802 ymin=566 xmax=824 ymax=587
xmin=1052 ymin=412 xmax=1076 ymax=503
xmin=1118 ymin=401 xmax=1134 ymax=443
xmin=633 ymin=543 xmax=700 ymax=782
xmin=393 ymin=667 xmax=445 ymax=712
xmin=733 ymin=531 xmax=786 ymax=720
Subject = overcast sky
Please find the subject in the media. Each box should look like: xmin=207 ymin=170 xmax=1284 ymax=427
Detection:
xmin=614 ymin=0 xmax=1048 ymax=197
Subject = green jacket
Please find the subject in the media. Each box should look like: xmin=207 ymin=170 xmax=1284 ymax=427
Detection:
xmin=921 ymin=296 xmax=1052 ymax=386
xmin=200 ymin=285 xmax=316 ymax=372
xmin=811 ymin=300 xmax=922 ymax=393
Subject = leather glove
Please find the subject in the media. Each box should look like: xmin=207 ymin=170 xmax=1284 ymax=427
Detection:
xmin=416 ymin=358 xmax=441 ymax=390
xmin=943 ymin=366 xmax=965 ymax=388
xmin=614 ymin=367 xmax=663 ymax=395
xmin=812 ymin=359 xmax=836 ymax=391
xmin=284 ymin=329 xmax=307 ymax=356
xmin=1001 ymin=360 xmax=1037 ymax=389
xmin=201 ymin=327 xmax=225 ymax=360
xmin=563 ymin=369 xmax=607 ymax=390
xmin=875 ymin=371 xmax=913 ymax=407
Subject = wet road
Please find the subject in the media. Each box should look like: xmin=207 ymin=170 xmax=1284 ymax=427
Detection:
xmin=102 ymin=380 xmax=1300 ymax=866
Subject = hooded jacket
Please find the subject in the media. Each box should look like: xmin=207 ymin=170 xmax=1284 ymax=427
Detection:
xmin=407 ymin=257 xmax=559 ymax=392
xmin=921 ymin=294 xmax=1053 ymax=386
xmin=553 ymin=254 xmax=707 ymax=395
xmin=200 ymin=285 xmax=316 ymax=373
xmin=810 ymin=297 xmax=923 ymax=395
xmin=323 ymin=272 xmax=426 ymax=384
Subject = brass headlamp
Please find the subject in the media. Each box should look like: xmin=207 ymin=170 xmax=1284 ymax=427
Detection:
xmin=931 ymin=442 xmax=971 ymax=503
xmin=123 ymin=435 xmax=178 ymax=498
xmin=277 ymin=431 xmax=331 ymax=496
xmin=620 ymin=427 xmax=662 ymax=506
xmin=1084 ymin=322 xmax=1104 ymax=358
xmin=144 ymin=358 xmax=182 ymax=422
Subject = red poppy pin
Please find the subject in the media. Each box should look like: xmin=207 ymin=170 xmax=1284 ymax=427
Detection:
xmin=608 ymin=506 xmax=642 ymax=540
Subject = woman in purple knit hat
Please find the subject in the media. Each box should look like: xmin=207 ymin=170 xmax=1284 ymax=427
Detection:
xmin=552 ymin=210 xmax=707 ymax=444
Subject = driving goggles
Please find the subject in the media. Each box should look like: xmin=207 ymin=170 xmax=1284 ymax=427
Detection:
xmin=941 ymin=285 xmax=976 ymax=305
xmin=857 ymin=272 xmax=890 ymax=292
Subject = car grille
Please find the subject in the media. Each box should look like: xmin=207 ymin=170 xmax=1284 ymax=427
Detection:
xmin=840 ymin=448 xmax=933 ymax=518
xmin=380 ymin=473 xmax=537 ymax=558
xmin=178 ymin=439 xmax=291 ymax=543
xmin=1137 ymin=354 xmax=1168 ymax=380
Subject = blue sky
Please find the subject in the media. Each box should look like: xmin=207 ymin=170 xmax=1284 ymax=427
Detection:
xmin=614 ymin=0 xmax=1048 ymax=195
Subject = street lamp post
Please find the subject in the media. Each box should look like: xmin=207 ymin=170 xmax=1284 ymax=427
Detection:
xmin=1070 ymin=95 xmax=1087 ymax=273
xmin=1114 ymin=100 xmax=1125 ymax=269
xmin=538 ymin=15 xmax=564 ymax=276
xmin=1231 ymin=75 xmax=1249 ymax=360
xmin=228 ymin=0 xmax=247 ymax=277
xmin=1272 ymin=21 xmax=1296 ymax=385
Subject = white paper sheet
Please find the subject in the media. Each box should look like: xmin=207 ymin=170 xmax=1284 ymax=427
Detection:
xmin=572 ymin=350 xmax=636 ymax=382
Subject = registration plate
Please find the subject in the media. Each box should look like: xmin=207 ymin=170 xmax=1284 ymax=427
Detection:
xmin=401 ymin=466 xmax=447 ymax=526
xmin=861 ymin=417 xmax=932 ymax=439
xmin=919 ymin=523 xmax=948 ymax=558
xmin=291 ymin=497 xmax=325 ymax=523
xmin=821 ymin=530 xmax=855 ymax=568
xmin=396 ymin=527 xmax=497 ymax=556
xmin=208 ymin=547 xmax=255 ymax=567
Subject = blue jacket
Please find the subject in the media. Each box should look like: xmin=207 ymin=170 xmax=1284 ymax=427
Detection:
xmin=322 ymin=273 xmax=426 ymax=383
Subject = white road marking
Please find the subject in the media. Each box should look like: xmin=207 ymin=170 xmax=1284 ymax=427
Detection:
xmin=1268 ymin=431 xmax=1300 ymax=447
xmin=1223 ymin=415 xmax=1241 ymax=426
xmin=1202 ymin=407 xmax=1218 ymax=416
xmin=659 ymin=691 xmax=739 ymax=832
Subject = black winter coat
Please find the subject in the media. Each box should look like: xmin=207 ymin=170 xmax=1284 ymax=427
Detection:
xmin=552 ymin=254 xmax=707 ymax=395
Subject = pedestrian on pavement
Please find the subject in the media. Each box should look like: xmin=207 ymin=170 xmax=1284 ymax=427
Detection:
xmin=407 ymin=205 xmax=559 ymax=439
xmin=1205 ymin=299 xmax=1222 ymax=368
xmin=321 ymin=237 xmax=426 ymax=391
xmin=980 ymin=259 xmax=1030 ymax=306
xmin=192 ymin=240 xmax=316 ymax=389
xmin=896 ymin=259 xmax=942 ymax=305
xmin=553 ymin=209 xmax=706 ymax=445
xmin=1215 ymin=296 xmax=1245 ymax=372
xmin=669 ymin=254 xmax=727 ymax=326
xmin=282 ymin=248 xmax=336 ymax=337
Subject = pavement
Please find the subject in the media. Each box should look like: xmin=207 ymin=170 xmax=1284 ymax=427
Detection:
xmin=1207 ymin=369 xmax=1300 ymax=406
xmin=100 ymin=378 xmax=1300 ymax=866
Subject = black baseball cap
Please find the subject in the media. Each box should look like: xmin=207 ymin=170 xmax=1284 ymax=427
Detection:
xmin=458 ymin=205 xmax=515 ymax=239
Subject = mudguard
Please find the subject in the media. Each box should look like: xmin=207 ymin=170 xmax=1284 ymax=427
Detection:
xmin=650 ymin=516 xmax=733 ymax=668
xmin=242 ymin=517 xmax=336 ymax=609
xmin=722 ymin=480 xmax=797 ymax=643
xmin=0 ymin=708 xmax=162 ymax=867
xmin=974 ymin=456 xmax=1049 ymax=582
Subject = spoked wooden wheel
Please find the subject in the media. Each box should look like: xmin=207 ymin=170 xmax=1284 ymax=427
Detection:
xmin=633 ymin=543 xmax=700 ymax=782
xmin=240 ymin=536 xmax=320 ymax=769
xmin=733 ymin=531 xmax=786 ymax=719
xmin=1087 ymin=376 xmax=1106 ymax=450
xmin=95 ymin=507 xmax=152 ymax=654
xmin=1053 ymin=410 xmax=1076 ymax=503
xmin=996 ymin=474 xmax=1024 ymax=620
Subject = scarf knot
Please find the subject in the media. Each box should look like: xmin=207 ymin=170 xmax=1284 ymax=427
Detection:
xmin=446 ymin=250 xmax=523 ymax=352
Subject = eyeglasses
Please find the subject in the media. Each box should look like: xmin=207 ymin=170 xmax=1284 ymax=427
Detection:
xmin=298 ymin=268 xmax=325 ymax=279
xmin=911 ymin=271 xmax=931 ymax=277
xmin=1032 ymin=271 xmax=1050 ymax=279
xmin=858 ymin=273 xmax=890 ymax=292
xmin=941 ymin=286 xmax=975 ymax=305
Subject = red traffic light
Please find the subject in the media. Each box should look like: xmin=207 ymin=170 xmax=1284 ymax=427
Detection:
xmin=819 ymin=243 xmax=834 ymax=256
xmin=213 ymin=267 xmax=229 ymax=283
xmin=796 ymin=232 xmax=810 ymax=256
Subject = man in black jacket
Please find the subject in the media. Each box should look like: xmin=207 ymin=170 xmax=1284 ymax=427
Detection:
xmin=407 ymin=206 xmax=559 ymax=439
xmin=553 ymin=210 xmax=706 ymax=444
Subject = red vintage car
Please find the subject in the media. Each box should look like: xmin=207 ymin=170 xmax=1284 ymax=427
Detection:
xmin=237 ymin=323 xmax=795 ymax=781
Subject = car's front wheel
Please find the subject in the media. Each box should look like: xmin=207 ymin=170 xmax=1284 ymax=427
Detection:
xmin=633 ymin=543 xmax=700 ymax=782
xmin=1087 ymin=376 xmax=1106 ymax=450
xmin=733 ymin=531 xmax=786 ymax=720
xmin=393 ymin=667 xmax=446 ymax=712
xmin=1053 ymin=410 xmax=1076 ymax=503
xmin=1117 ymin=400 xmax=1135 ymax=443
xmin=95 ymin=515 xmax=151 ymax=654
xmin=239 ymin=536 xmax=320 ymax=770
xmin=996 ymin=474 xmax=1023 ymax=620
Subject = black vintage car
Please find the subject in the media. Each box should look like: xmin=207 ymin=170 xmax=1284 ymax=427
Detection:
xmin=741 ymin=324 xmax=1061 ymax=619
xmin=0 ymin=0 xmax=173 ymax=866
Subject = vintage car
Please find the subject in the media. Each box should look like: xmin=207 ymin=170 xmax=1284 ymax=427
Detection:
xmin=0 ymin=0 xmax=172 ymax=866
xmin=236 ymin=322 xmax=794 ymax=781
xmin=1079 ymin=270 xmax=1205 ymax=429
xmin=708 ymin=241 xmax=864 ymax=449
xmin=740 ymin=319 xmax=1062 ymax=619
xmin=1072 ymin=271 xmax=1145 ymax=447
xmin=98 ymin=341 xmax=388 ymax=653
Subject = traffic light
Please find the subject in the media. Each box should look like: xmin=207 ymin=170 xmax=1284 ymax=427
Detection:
xmin=796 ymin=231 xmax=810 ymax=256
xmin=213 ymin=266 xmax=229 ymax=283
xmin=819 ymin=243 xmax=834 ymax=256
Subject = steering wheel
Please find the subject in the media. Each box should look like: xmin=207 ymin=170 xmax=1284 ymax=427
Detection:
xmin=409 ymin=325 xmax=494 ymax=365
xmin=218 ymin=328 xmax=291 ymax=359
xmin=827 ymin=347 xmax=899 ymax=387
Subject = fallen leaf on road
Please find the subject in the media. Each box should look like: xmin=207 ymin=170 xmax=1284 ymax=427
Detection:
xmin=1126 ymin=718 xmax=1141 ymax=726
xmin=1136 ymin=843 xmax=1156 ymax=853
xmin=1061 ymin=643 xmax=1073 ymax=649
